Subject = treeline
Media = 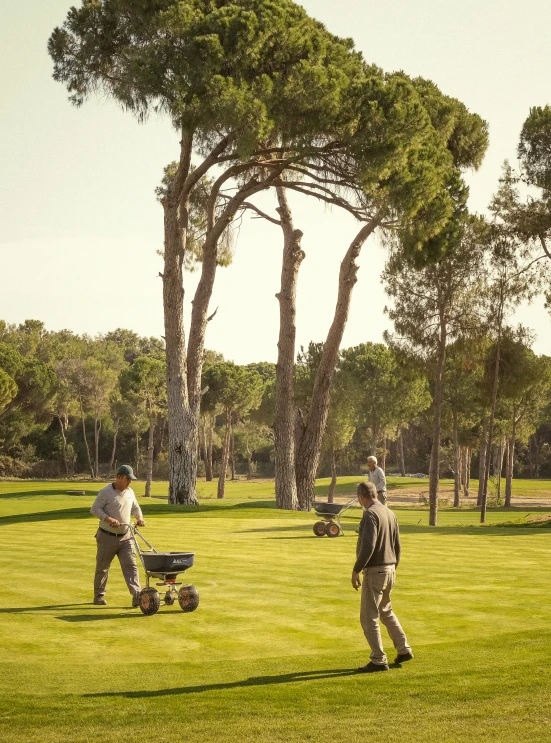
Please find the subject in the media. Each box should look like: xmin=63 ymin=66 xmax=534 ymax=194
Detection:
xmin=2 ymin=318 xmax=551 ymax=509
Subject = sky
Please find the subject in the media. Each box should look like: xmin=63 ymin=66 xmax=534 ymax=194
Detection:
xmin=1 ymin=0 xmax=551 ymax=362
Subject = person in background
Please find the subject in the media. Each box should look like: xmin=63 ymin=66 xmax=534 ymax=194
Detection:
xmin=367 ymin=455 xmax=387 ymax=505
xmin=90 ymin=464 xmax=145 ymax=607
xmin=352 ymin=481 xmax=413 ymax=673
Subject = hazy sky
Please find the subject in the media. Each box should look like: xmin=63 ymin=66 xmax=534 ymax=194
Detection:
xmin=2 ymin=1 xmax=550 ymax=362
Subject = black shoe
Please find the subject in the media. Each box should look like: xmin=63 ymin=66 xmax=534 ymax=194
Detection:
xmin=394 ymin=652 xmax=414 ymax=664
xmin=357 ymin=662 xmax=389 ymax=673
xmin=93 ymin=598 xmax=106 ymax=605
xmin=132 ymin=595 xmax=141 ymax=608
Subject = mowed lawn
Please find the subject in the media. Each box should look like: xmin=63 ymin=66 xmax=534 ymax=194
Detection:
xmin=0 ymin=479 xmax=550 ymax=743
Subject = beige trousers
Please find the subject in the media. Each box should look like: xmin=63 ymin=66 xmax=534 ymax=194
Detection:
xmin=377 ymin=491 xmax=387 ymax=505
xmin=360 ymin=565 xmax=411 ymax=665
xmin=94 ymin=529 xmax=141 ymax=601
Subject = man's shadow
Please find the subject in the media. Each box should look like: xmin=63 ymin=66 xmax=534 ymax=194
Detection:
xmin=85 ymin=667 xmax=361 ymax=698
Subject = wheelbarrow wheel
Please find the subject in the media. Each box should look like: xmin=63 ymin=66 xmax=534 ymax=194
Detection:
xmin=178 ymin=584 xmax=199 ymax=613
xmin=137 ymin=588 xmax=160 ymax=616
xmin=313 ymin=521 xmax=326 ymax=537
xmin=325 ymin=522 xmax=341 ymax=538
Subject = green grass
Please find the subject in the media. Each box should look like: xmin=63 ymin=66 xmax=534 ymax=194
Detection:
xmin=1 ymin=480 xmax=551 ymax=742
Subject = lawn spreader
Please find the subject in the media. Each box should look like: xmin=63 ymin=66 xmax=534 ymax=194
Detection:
xmin=122 ymin=524 xmax=199 ymax=616
xmin=312 ymin=496 xmax=358 ymax=537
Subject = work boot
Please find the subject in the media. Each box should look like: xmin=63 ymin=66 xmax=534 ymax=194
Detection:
xmin=132 ymin=593 xmax=141 ymax=608
xmin=93 ymin=598 xmax=106 ymax=606
xmin=357 ymin=662 xmax=389 ymax=673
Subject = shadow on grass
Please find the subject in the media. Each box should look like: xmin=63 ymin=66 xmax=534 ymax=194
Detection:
xmin=56 ymin=612 xmax=147 ymax=622
xmin=0 ymin=500 xmax=280 ymax=527
xmin=85 ymin=667 xmax=360 ymax=698
xmin=0 ymin=490 xmax=93 ymax=500
xmin=239 ymin=522 xmax=543 ymax=537
xmin=0 ymin=603 xmax=97 ymax=614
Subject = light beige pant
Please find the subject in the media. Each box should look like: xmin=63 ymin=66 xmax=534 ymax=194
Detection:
xmin=377 ymin=491 xmax=387 ymax=505
xmin=94 ymin=529 xmax=141 ymax=601
xmin=360 ymin=565 xmax=411 ymax=666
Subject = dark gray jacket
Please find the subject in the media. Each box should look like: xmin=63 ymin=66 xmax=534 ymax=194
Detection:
xmin=354 ymin=502 xmax=401 ymax=573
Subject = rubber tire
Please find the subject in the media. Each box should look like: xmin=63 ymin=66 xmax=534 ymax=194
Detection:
xmin=325 ymin=522 xmax=341 ymax=538
xmin=313 ymin=521 xmax=326 ymax=537
xmin=137 ymin=588 xmax=161 ymax=616
xmin=164 ymin=593 xmax=175 ymax=606
xmin=178 ymin=584 xmax=199 ymax=613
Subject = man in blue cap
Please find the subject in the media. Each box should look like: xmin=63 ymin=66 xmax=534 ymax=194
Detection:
xmin=90 ymin=465 xmax=145 ymax=606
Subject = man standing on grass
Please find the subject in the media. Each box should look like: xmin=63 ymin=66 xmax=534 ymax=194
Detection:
xmin=352 ymin=481 xmax=413 ymax=673
xmin=367 ymin=456 xmax=387 ymax=505
xmin=90 ymin=465 xmax=145 ymax=607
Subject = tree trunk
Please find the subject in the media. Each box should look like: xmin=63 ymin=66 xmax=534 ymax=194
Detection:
xmin=294 ymin=217 xmax=381 ymax=512
xmin=79 ymin=397 xmax=95 ymax=479
xmin=206 ymin=415 xmax=214 ymax=482
xmin=247 ymin=454 xmax=253 ymax=481
xmin=162 ymin=132 xmax=234 ymax=506
xmin=381 ymin=438 xmax=387 ymax=472
xmin=135 ymin=431 xmax=140 ymax=477
xmin=327 ymin=446 xmax=337 ymax=503
xmin=274 ymin=186 xmax=302 ymax=511
xmin=505 ymin=416 xmax=517 ymax=508
xmin=145 ymin=420 xmax=155 ymax=497
xmin=428 ymin=311 xmax=447 ymax=526
xmin=534 ymin=435 xmax=539 ymax=479
xmin=230 ymin=415 xmax=236 ymax=480
xmin=481 ymin=293 xmax=504 ymax=523
xmin=398 ymin=429 xmax=406 ymax=476
xmin=94 ymin=415 xmax=101 ymax=479
xmin=108 ymin=417 xmax=119 ymax=478
xmin=477 ymin=416 xmax=488 ymax=506
xmin=453 ymin=409 xmax=460 ymax=508
xmin=200 ymin=416 xmax=208 ymax=479
xmin=463 ymin=447 xmax=471 ymax=498
xmin=217 ymin=408 xmax=232 ymax=499
xmin=57 ymin=415 xmax=69 ymax=477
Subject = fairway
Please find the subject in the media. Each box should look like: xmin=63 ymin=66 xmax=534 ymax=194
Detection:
xmin=1 ymin=480 xmax=550 ymax=743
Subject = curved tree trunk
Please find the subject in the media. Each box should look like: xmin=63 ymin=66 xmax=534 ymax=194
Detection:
xmin=145 ymin=421 xmax=155 ymax=497
xmin=274 ymin=186 xmax=302 ymax=511
xmin=295 ymin=218 xmax=381 ymax=511
xmin=327 ymin=445 xmax=337 ymax=504
xmin=217 ymin=408 xmax=232 ymax=499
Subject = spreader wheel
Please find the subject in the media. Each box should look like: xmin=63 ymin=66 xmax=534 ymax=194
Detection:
xmin=164 ymin=592 xmax=175 ymax=606
xmin=178 ymin=584 xmax=199 ymax=613
xmin=313 ymin=521 xmax=326 ymax=537
xmin=325 ymin=522 xmax=341 ymax=538
xmin=137 ymin=588 xmax=160 ymax=616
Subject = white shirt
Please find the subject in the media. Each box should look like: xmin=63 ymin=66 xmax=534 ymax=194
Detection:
xmin=368 ymin=466 xmax=387 ymax=493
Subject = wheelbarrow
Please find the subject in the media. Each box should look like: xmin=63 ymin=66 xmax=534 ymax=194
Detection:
xmin=312 ymin=496 xmax=357 ymax=537
xmin=122 ymin=524 xmax=199 ymax=616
